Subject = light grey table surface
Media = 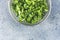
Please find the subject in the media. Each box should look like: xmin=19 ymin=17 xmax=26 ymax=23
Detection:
xmin=0 ymin=0 xmax=60 ymax=40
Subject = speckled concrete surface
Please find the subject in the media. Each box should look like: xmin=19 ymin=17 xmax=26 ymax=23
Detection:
xmin=0 ymin=0 xmax=60 ymax=40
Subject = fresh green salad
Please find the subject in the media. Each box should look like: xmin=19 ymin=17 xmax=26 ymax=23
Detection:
xmin=11 ymin=0 xmax=49 ymax=25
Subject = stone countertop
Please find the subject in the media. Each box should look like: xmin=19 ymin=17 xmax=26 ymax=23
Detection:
xmin=0 ymin=0 xmax=60 ymax=40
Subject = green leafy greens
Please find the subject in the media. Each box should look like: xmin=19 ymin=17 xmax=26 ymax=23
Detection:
xmin=11 ymin=0 xmax=49 ymax=25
